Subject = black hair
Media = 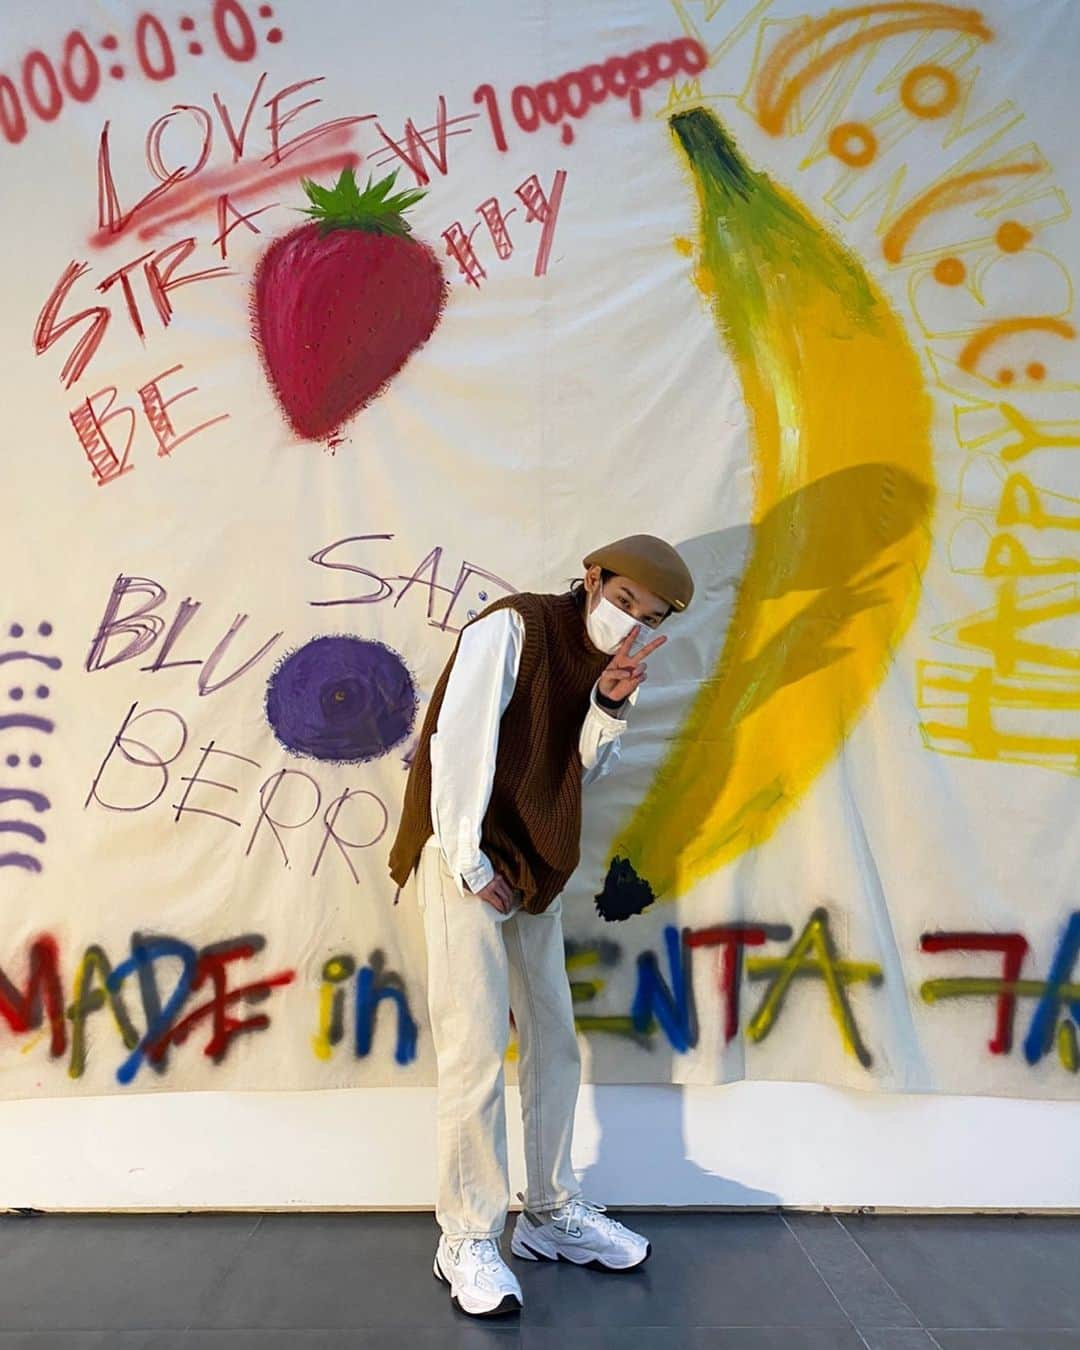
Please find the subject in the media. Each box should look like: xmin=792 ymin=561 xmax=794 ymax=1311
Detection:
xmin=569 ymin=568 xmax=613 ymax=608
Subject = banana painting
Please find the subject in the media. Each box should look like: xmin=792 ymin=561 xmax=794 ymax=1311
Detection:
xmin=597 ymin=109 xmax=935 ymax=920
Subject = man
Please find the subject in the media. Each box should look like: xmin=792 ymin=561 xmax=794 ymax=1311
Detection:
xmin=389 ymin=534 xmax=694 ymax=1318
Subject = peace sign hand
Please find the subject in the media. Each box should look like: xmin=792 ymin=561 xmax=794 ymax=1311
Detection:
xmin=597 ymin=626 xmax=667 ymax=707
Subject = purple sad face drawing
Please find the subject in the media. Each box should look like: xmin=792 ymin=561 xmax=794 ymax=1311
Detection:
xmin=265 ymin=636 xmax=417 ymax=763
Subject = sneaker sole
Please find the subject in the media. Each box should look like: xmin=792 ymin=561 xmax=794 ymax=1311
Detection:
xmin=432 ymin=1253 xmax=522 ymax=1318
xmin=509 ymin=1234 xmax=652 ymax=1272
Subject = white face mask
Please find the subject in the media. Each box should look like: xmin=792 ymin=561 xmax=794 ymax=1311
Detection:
xmin=585 ymin=591 xmax=639 ymax=655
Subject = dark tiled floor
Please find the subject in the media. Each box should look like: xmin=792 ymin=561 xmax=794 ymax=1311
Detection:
xmin=0 ymin=1212 xmax=1079 ymax=1347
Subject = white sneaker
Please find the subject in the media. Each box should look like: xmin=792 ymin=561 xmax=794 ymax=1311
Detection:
xmin=510 ymin=1194 xmax=651 ymax=1270
xmin=432 ymin=1234 xmax=523 ymax=1317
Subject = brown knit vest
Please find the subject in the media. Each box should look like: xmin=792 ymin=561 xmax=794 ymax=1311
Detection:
xmin=387 ymin=590 xmax=610 ymax=914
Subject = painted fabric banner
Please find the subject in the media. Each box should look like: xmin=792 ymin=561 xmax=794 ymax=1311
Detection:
xmin=2 ymin=0 xmax=1078 ymax=1100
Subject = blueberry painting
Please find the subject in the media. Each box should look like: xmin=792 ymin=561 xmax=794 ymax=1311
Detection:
xmin=265 ymin=636 xmax=417 ymax=763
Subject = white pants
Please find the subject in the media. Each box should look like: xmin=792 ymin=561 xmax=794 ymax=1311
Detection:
xmin=417 ymin=842 xmax=583 ymax=1239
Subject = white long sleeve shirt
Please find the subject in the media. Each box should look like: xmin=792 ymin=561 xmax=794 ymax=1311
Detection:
xmin=425 ymin=607 xmax=635 ymax=895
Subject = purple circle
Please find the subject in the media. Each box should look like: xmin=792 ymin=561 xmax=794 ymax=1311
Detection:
xmin=9 ymin=623 xmax=23 ymax=638
xmin=29 ymin=754 xmax=41 ymax=768
xmin=38 ymin=622 xmax=52 ymax=637
xmin=9 ymin=687 xmax=22 ymax=701
xmin=6 ymin=754 xmax=19 ymax=768
xmin=265 ymin=635 xmax=417 ymax=763
xmin=36 ymin=686 xmax=50 ymax=699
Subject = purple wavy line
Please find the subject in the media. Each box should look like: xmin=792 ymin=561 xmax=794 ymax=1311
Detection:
xmin=0 ymin=821 xmax=46 ymax=843
xmin=0 ymin=852 xmax=42 ymax=872
xmin=0 ymin=652 xmax=62 ymax=669
xmin=0 ymin=788 xmax=51 ymax=812
xmin=0 ymin=714 xmax=54 ymax=734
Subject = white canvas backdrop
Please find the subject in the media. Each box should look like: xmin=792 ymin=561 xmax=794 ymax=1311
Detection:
xmin=2 ymin=0 xmax=1079 ymax=1102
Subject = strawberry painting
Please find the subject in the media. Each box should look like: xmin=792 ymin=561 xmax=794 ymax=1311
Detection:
xmin=252 ymin=168 xmax=447 ymax=440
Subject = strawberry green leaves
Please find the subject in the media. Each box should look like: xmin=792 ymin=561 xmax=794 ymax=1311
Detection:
xmin=298 ymin=167 xmax=429 ymax=238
